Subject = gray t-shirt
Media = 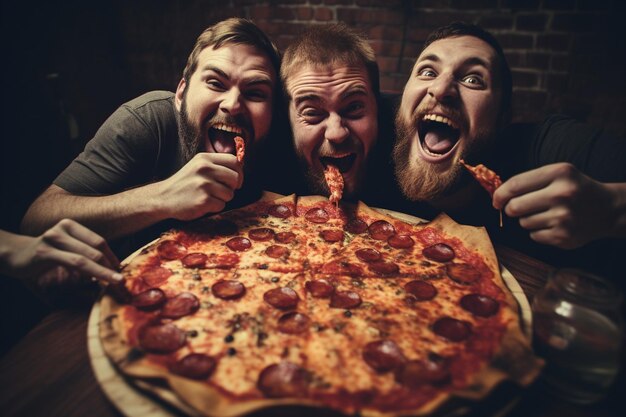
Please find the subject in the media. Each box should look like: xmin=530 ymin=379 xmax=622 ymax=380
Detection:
xmin=54 ymin=90 xmax=184 ymax=194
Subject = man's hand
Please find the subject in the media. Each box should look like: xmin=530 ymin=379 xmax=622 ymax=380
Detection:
xmin=493 ymin=163 xmax=626 ymax=249
xmin=0 ymin=219 xmax=122 ymax=290
xmin=157 ymin=153 xmax=243 ymax=221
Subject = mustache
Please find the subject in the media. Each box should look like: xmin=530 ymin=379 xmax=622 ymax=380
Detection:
xmin=411 ymin=98 xmax=465 ymax=128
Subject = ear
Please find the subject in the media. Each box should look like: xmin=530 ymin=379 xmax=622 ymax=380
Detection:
xmin=174 ymin=78 xmax=186 ymax=111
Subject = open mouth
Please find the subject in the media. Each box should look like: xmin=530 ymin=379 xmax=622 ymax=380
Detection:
xmin=208 ymin=123 xmax=244 ymax=154
xmin=418 ymin=114 xmax=460 ymax=157
xmin=320 ymin=153 xmax=356 ymax=173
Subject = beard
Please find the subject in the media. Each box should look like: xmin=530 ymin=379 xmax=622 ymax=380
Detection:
xmin=392 ymin=108 xmax=497 ymax=203
xmin=178 ymin=99 xmax=203 ymax=163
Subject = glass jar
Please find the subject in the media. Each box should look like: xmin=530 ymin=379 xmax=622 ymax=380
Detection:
xmin=532 ymin=268 xmax=623 ymax=404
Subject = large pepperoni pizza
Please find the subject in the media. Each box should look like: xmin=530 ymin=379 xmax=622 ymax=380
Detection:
xmin=99 ymin=194 xmax=542 ymax=417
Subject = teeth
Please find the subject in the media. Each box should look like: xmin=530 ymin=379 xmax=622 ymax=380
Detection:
xmin=422 ymin=114 xmax=456 ymax=129
xmin=212 ymin=123 xmax=242 ymax=134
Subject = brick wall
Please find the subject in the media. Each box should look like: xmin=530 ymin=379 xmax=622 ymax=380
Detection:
xmin=114 ymin=0 xmax=625 ymax=136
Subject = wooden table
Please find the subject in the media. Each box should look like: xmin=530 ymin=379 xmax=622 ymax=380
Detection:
xmin=1 ymin=245 xmax=623 ymax=417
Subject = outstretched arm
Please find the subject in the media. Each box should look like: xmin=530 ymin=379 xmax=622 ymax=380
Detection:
xmin=0 ymin=219 xmax=122 ymax=289
xmin=493 ymin=162 xmax=626 ymax=249
xmin=21 ymin=153 xmax=244 ymax=240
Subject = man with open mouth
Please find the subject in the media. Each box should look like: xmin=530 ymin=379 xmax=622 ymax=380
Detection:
xmin=391 ymin=22 xmax=626 ymax=280
xmin=21 ymin=18 xmax=280 ymax=255
xmin=276 ymin=23 xmax=380 ymax=202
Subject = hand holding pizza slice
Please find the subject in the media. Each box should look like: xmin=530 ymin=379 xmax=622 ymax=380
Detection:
xmin=460 ymin=159 xmax=503 ymax=226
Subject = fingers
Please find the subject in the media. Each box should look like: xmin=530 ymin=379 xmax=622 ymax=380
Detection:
xmin=195 ymin=153 xmax=243 ymax=190
xmin=41 ymin=220 xmax=123 ymax=284
xmin=58 ymin=219 xmax=120 ymax=268
xmin=493 ymin=163 xmax=576 ymax=210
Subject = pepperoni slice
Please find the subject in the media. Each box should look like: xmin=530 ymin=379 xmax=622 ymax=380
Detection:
xmin=274 ymin=231 xmax=296 ymax=244
xmin=344 ymin=218 xmax=368 ymax=234
xmin=432 ymin=317 xmax=472 ymax=342
xmin=170 ymin=353 xmax=217 ymax=380
xmin=132 ymin=288 xmax=166 ymax=310
xmin=264 ymin=287 xmax=300 ymax=310
xmin=321 ymin=260 xmax=363 ymax=277
xmin=305 ymin=207 xmax=329 ymax=224
xmin=225 ymin=237 xmax=252 ymax=252
xmin=141 ymin=266 xmax=173 ymax=286
xmin=355 ymin=248 xmax=382 ymax=263
xmin=460 ymin=293 xmax=500 ymax=317
xmin=265 ymin=245 xmax=290 ymax=259
xmin=161 ymin=292 xmax=200 ymax=319
xmin=257 ymin=362 xmax=310 ymax=398
xmin=268 ymin=204 xmax=292 ymax=219
xmin=404 ymin=280 xmax=437 ymax=301
xmin=249 ymin=227 xmax=275 ymax=241
xmin=368 ymin=261 xmax=400 ymax=276
xmin=138 ymin=323 xmax=186 ymax=353
xmin=388 ymin=234 xmax=415 ymax=249
xmin=368 ymin=220 xmax=395 ymax=241
xmin=157 ymin=240 xmax=187 ymax=260
xmin=277 ymin=312 xmax=311 ymax=334
xmin=446 ymin=263 xmax=481 ymax=284
xmin=329 ymin=290 xmax=362 ymax=309
xmin=212 ymin=280 xmax=246 ymax=300
xmin=320 ymin=229 xmax=344 ymax=243
xmin=395 ymin=354 xmax=451 ymax=387
xmin=181 ymin=253 xmax=208 ymax=268
xmin=423 ymin=243 xmax=455 ymax=262
xmin=305 ymin=279 xmax=334 ymax=298
xmin=362 ymin=340 xmax=406 ymax=373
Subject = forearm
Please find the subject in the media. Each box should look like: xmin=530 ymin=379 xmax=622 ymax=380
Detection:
xmin=606 ymin=183 xmax=626 ymax=239
xmin=0 ymin=230 xmax=29 ymax=277
xmin=21 ymin=184 xmax=170 ymax=240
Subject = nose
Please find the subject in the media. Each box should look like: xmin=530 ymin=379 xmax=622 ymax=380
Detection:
xmin=325 ymin=113 xmax=349 ymax=144
xmin=427 ymin=73 xmax=458 ymax=103
xmin=219 ymin=89 xmax=243 ymax=115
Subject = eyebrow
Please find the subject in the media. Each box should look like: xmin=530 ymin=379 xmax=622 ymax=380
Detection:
xmin=417 ymin=54 xmax=491 ymax=70
xmin=201 ymin=65 xmax=274 ymax=87
xmin=292 ymin=85 xmax=369 ymax=107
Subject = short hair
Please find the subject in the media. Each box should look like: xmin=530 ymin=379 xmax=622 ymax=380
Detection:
xmin=422 ymin=22 xmax=512 ymax=125
xmin=182 ymin=17 xmax=280 ymax=83
xmin=281 ymin=23 xmax=380 ymax=100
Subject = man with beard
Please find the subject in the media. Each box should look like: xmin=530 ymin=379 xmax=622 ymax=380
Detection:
xmin=21 ymin=18 xmax=280 ymax=256
xmin=391 ymin=22 xmax=626 ymax=281
xmin=264 ymin=23 xmax=387 ymax=201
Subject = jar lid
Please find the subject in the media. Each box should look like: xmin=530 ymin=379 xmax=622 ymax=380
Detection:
xmin=551 ymin=268 xmax=622 ymax=307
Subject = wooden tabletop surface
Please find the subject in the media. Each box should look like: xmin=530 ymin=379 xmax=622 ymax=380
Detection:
xmin=0 ymin=245 xmax=622 ymax=417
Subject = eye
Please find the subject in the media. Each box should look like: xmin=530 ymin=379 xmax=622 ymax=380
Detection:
xmin=418 ymin=68 xmax=437 ymax=78
xmin=206 ymin=79 xmax=225 ymax=91
xmin=300 ymin=108 xmax=325 ymax=124
xmin=244 ymin=88 xmax=270 ymax=102
xmin=342 ymin=101 xmax=366 ymax=119
xmin=462 ymin=75 xmax=485 ymax=87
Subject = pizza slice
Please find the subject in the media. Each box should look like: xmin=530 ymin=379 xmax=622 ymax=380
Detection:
xmin=234 ymin=136 xmax=245 ymax=163
xmin=460 ymin=159 xmax=503 ymax=226
xmin=323 ymin=164 xmax=344 ymax=204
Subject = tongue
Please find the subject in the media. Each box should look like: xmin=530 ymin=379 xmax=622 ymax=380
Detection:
xmin=211 ymin=130 xmax=236 ymax=154
xmin=423 ymin=129 xmax=456 ymax=154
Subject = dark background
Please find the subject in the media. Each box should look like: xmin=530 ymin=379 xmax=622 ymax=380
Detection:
xmin=2 ymin=0 xmax=626 ymax=233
